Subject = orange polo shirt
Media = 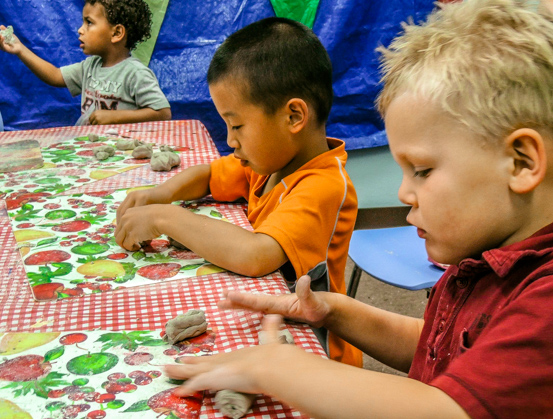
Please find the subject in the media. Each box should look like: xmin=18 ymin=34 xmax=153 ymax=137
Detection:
xmin=210 ymin=138 xmax=362 ymax=367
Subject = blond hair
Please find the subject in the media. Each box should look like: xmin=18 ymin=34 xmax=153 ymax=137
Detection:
xmin=377 ymin=0 xmax=553 ymax=142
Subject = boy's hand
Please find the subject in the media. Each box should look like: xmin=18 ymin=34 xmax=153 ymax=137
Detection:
xmin=218 ymin=275 xmax=330 ymax=328
xmin=0 ymin=25 xmax=22 ymax=54
xmin=165 ymin=314 xmax=298 ymax=396
xmin=115 ymin=203 xmax=168 ymax=251
xmin=88 ymin=110 xmax=114 ymax=125
xmin=116 ymin=187 xmax=172 ymax=223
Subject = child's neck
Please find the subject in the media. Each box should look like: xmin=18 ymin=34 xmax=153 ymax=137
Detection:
xmin=264 ymin=129 xmax=330 ymax=195
xmin=99 ymin=48 xmax=131 ymax=67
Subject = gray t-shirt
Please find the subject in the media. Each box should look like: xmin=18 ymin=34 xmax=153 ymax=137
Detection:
xmin=61 ymin=56 xmax=170 ymax=114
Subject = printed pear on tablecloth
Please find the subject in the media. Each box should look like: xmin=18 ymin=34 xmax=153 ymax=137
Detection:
xmin=0 ymin=329 xmax=216 ymax=418
xmin=8 ymin=189 xmax=234 ymax=301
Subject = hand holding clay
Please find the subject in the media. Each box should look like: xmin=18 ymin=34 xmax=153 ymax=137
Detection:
xmin=214 ymin=315 xmax=294 ymax=419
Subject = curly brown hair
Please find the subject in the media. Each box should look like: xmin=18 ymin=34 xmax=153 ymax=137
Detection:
xmin=86 ymin=0 xmax=152 ymax=50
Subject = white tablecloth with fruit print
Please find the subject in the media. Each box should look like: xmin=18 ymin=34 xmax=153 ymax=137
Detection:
xmin=0 ymin=121 xmax=326 ymax=419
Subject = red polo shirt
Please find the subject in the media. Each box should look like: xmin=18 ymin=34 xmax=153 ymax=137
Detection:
xmin=409 ymin=222 xmax=553 ymax=418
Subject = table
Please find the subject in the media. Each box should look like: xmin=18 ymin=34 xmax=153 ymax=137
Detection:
xmin=0 ymin=121 xmax=326 ymax=418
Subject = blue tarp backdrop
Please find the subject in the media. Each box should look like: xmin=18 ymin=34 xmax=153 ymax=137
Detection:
xmin=0 ymin=0 xmax=435 ymax=154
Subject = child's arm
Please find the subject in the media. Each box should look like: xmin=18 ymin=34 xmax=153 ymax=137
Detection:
xmin=115 ymin=164 xmax=288 ymax=277
xmin=165 ymin=312 xmax=469 ymax=419
xmin=0 ymin=25 xmax=65 ymax=87
xmin=219 ymin=275 xmax=422 ymax=372
xmin=88 ymin=107 xmax=171 ymax=125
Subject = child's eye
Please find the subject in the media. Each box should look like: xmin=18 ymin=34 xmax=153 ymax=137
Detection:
xmin=231 ymin=125 xmax=242 ymax=131
xmin=413 ymin=168 xmax=432 ymax=178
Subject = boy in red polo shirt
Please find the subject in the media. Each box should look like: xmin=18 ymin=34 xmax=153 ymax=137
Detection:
xmin=166 ymin=1 xmax=553 ymax=417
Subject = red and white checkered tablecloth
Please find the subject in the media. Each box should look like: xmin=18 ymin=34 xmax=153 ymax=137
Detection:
xmin=0 ymin=120 xmax=326 ymax=419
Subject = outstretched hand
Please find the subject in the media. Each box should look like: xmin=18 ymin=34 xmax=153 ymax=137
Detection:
xmin=0 ymin=25 xmax=22 ymax=54
xmin=218 ymin=275 xmax=331 ymax=328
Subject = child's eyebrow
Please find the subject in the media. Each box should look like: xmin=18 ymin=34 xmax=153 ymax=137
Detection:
xmin=221 ymin=111 xmax=237 ymax=118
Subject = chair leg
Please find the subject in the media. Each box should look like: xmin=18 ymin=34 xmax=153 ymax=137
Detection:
xmin=347 ymin=265 xmax=363 ymax=298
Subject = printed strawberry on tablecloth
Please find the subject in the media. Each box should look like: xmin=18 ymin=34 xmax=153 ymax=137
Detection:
xmin=8 ymin=189 xmax=236 ymax=301
xmin=0 ymin=329 xmax=216 ymax=419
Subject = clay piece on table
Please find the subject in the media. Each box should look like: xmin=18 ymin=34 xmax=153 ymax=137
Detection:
xmin=150 ymin=151 xmax=181 ymax=172
xmin=93 ymin=145 xmax=115 ymax=161
xmin=168 ymin=236 xmax=189 ymax=250
xmin=214 ymin=390 xmax=257 ymax=419
xmin=0 ymin=25 xmax=15 ymax=45
xmin=87 ymin=133 xmax=100 ymax=142
xmin=132 ymin=144 xmax=153 ymax=159
xmin=163 ymin=309 xmax=208 ymax=345
xmin=116 ymin=138 xmax=144 ymax=150
xmin=159 ymin=145 xmax=174 ymax=152
xmin=258 ymin=329 xmax=295 ymax=345
xmin=105 ymin=128 xmax=119 ymax=135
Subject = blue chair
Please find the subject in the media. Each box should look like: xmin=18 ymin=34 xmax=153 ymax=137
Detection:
xmin=346 ymin=226 xmax=445 ymax=298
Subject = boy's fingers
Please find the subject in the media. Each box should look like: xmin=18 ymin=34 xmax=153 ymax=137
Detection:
xmin=296 ymin=275 xmax=312 ymax=301
xmin=260 ymin=314 xmax=283 ymax=345
xmin=218 ymin=290 xmax=270 ymax=311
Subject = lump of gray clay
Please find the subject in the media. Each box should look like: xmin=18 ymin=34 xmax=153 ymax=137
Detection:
xmin=163 ymin=309 xmax=207 ymax=345
xmin=150 ymin=151 xmax=180 ymax=172
xmin=159 ymin=145 xmax=174 ymax=152
xmin=132 ymin=144 xmax=153 ymax=159
xmin=116 ymin=138 xmax=144 ymax=150
xmin=87 ymin=133 xmax=100 ymax=142
xmin=214 ymin=390 xmax=256 ymax=419
xmin=93 ymin=145 xmax=115 ymax=161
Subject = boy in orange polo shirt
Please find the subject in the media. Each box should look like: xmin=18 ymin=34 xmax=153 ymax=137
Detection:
xmin=115 ymin=17 xmax=360 ymax=366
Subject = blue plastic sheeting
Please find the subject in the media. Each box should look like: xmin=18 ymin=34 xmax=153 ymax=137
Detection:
xmin=0 ymin=0 xmax=435 ymax=154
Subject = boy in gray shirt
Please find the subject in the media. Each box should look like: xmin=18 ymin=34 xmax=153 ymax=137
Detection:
xmin=0 ymin=0 xmax=171 ymax=125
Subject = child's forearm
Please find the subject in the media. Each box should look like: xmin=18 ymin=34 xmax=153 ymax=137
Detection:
xmin=88 ymin=107 xmax=171 ymax=125
xmin=17 ymin=44 xmax=65 ymax=87
xmin=158 ymin=164 xmax=212 ymax=202
xmin=255 ymin=345 xmax=468 ymax=419
xmin=155 ymin=205 xmax=287 ymax=277
xmin=321 ymin=292 xmax=423 ymax=373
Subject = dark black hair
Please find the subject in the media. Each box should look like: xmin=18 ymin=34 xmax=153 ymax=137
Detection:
xmin=207 ymin=17 xmax=333 ymax=125
xmin=86 ymin=0 xmax=152 ymax=50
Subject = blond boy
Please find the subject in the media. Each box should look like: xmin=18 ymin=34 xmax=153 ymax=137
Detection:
xmin=165 ymin=1 xmax=553 ymax=417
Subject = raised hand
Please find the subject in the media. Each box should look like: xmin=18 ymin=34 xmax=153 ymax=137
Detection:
xmin=0 ymin=25 xmax=22 ymax=54
xmin=218 ymin=275 xmax=331 ymax=328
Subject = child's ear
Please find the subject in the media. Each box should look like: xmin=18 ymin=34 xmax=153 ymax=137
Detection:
xmin=111 ymin=24 xmax=126 ymax=44
xmin=285 ymin=98 xmax=308 ymax=134
xmin=506 ymin=128 xmax=547 ymax=193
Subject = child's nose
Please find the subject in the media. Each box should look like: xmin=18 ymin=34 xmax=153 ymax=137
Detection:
xmin=398 ymin=176 xmax=417 ymax=207
xmin=226 ymin=132 xmax=239 ymax=149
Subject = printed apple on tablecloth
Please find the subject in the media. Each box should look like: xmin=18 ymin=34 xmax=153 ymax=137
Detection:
xmin=8 ymin=189 xmax=235 ymax=301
